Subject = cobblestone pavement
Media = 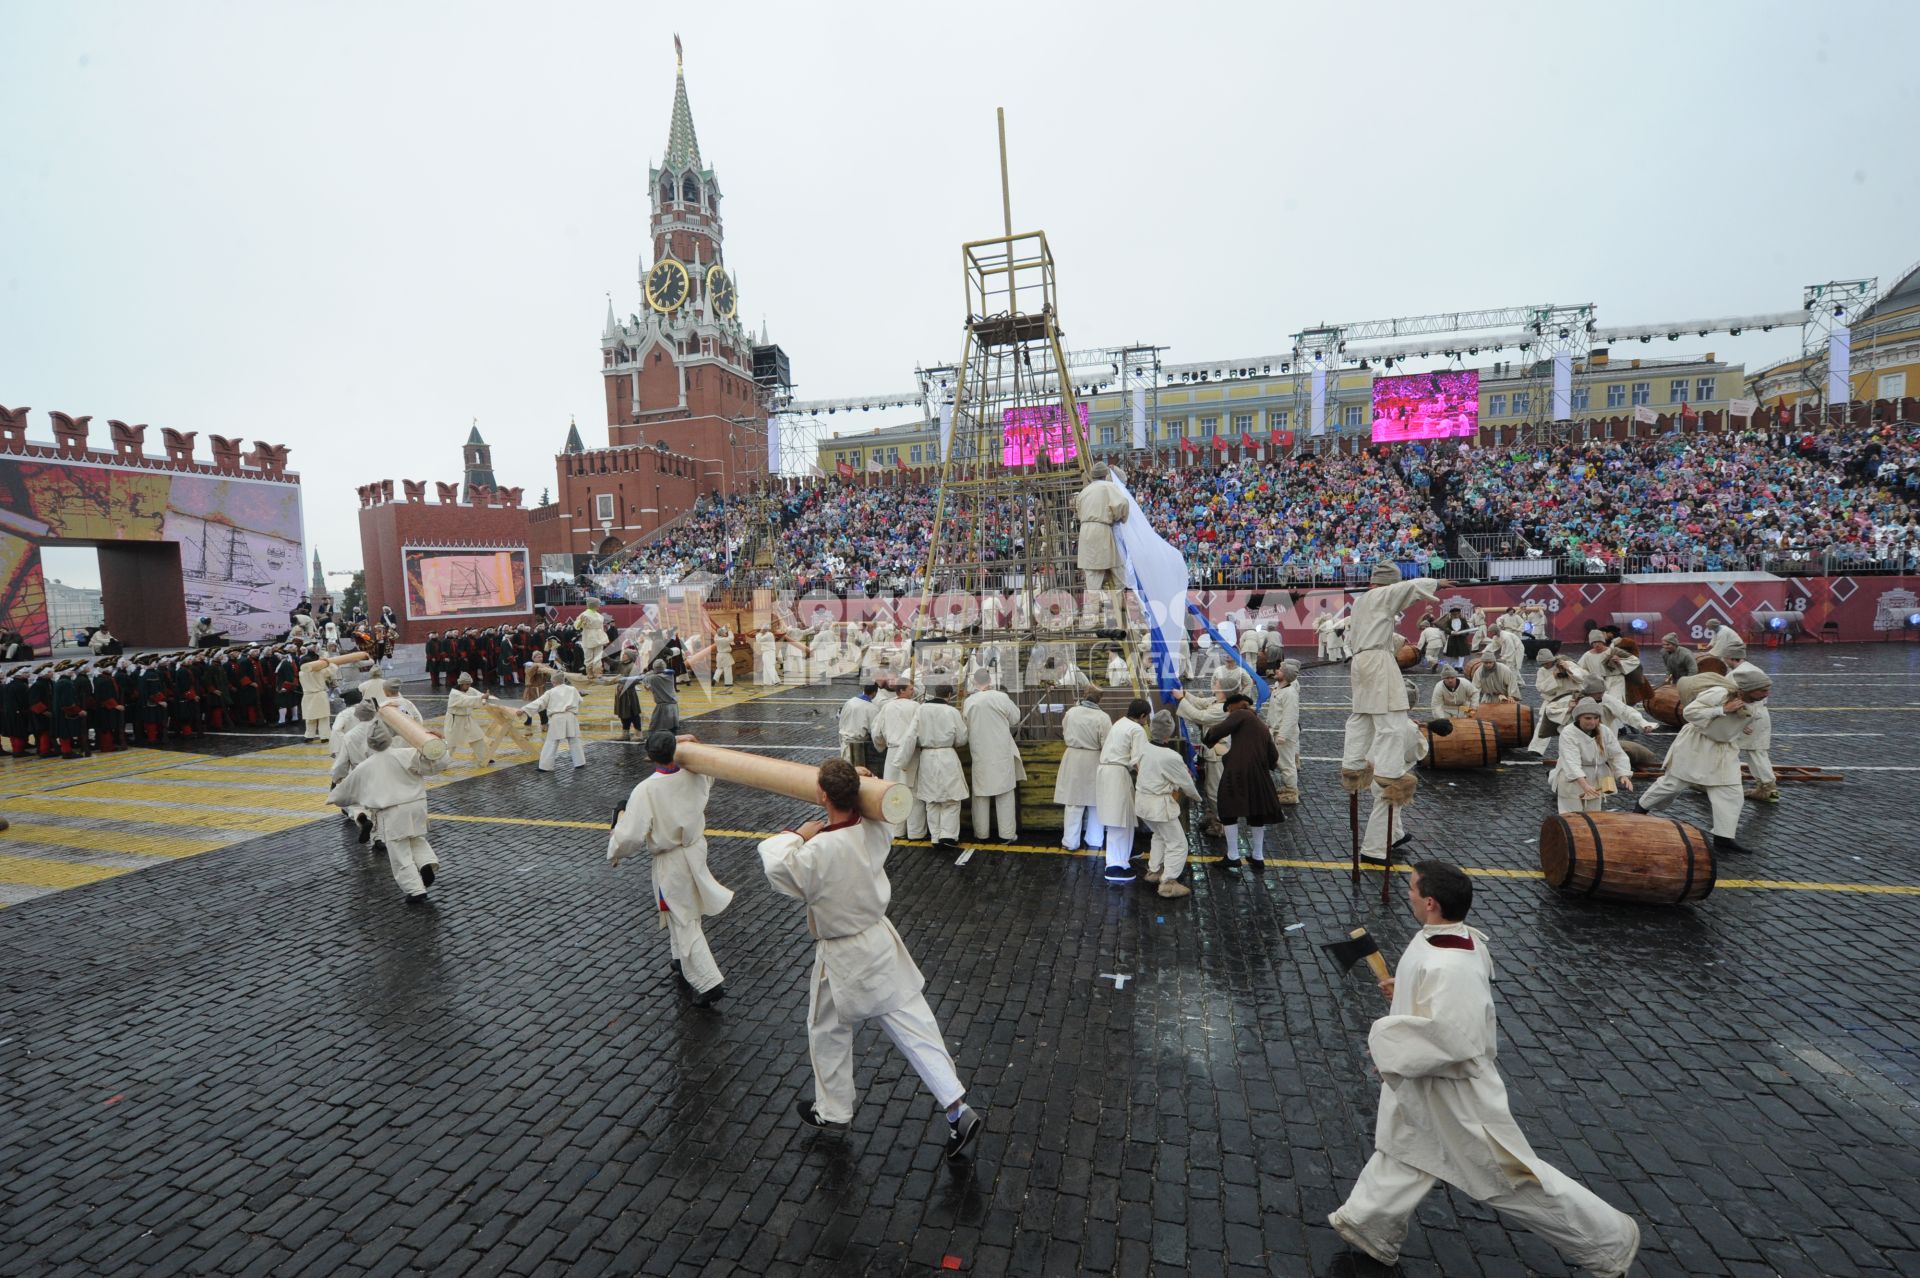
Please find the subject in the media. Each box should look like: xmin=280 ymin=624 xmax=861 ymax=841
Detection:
xmin=2 ymin=644 xmax=1918 ymax=1276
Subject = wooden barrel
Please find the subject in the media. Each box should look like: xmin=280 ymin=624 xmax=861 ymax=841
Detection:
xmin=1396 ymin=644 xmax=1418 ymax=668
xmin=1697 ymin=654 xmax=1728 ymax=675
xmin=1646 ymin=683 xmax=1682 ymax=727
xmin=1464 ymin=658 xmax=1485 ymax=680
xmin=1538 ymin=810 xmax=1715 ymax=904
xmin=1420 ymin=719 xmax=1499 ymax=769
xmin=1623 ymin=666 xmax=1654 ymax=706
xmin=1467 ymin=699 xmax=1534 ymax=749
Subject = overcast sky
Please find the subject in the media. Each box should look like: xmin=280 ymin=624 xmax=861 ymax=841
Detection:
xmin=5 ymin=0 xmax=1917 ymax=588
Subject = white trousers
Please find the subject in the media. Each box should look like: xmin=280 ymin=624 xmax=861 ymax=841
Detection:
xmin=717 ymin=660 xmax=733 ymax=687
xmin=1062 ymin=806 xmax=1104 ymax=851
xmin=971 ymin=790 xmax=1017 ymax=841
xmin=1341 ymin=712 xmax=1404 ymax=774
xmin=1221 ymin=822 xmax=1266 ymax=863
xmin=1743 ymin=749 xmax=1776 ymax=787
xmin=1638 ymin=773 xmax=1742 ymax=837
xmin=924 ymin=799 xmax=960 ymax=843
xmin=1332 ymin=1149 xmax=1639 ymax=1275
xmin=1104 ymin=824 xmax=1135 ymax=870
xmin=808 ymin=983 xmax=964 ymax=1125
xmin=1361 ymin=785 xmax=1410 ymax=858
xmin=1199 ymin=756 xmax=1223 ymax=824
xmin=1272 ymin=739 xmax=1299 ymax=793
xmin=583 ymin=643 xmax=605 ymax=677
xmin=1144 ymin=817 xmax=1187 ymax=881
xmin=384 ymin=834 xmax=440 ymax=896
xmin=1601 ymin=693 xmax=1655 ymax=732
xmin=1554 ymin=784 xmax=1607 ymax=815
xmin=538 ymin=734 xmax=586 ymax=771
xmin=304 ymin=716 xmax=331 ymax=742
xmin=663 ymin=904 xmax=723 ymax=994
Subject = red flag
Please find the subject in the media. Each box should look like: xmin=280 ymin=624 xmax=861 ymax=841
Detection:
xmin=1213 ymin=435 xmax=1230 ymax=452
xmin=835 ymin=459 xmax=855 ymax=480
xmin=895 ymin=455 xmax=908 ymax=472
xmin=1178 ymin=436 xmax=1199 ymax=454
xmin=1269 ymin=428 xmax=1294 ymax=447
xmin=1240 ymin=431 xmax=1258 ymax=450
xmin=1776 ymin=397 xmax=1793 ymax=426
xmin=1680 ymin=402 xmax=1698 ymax=424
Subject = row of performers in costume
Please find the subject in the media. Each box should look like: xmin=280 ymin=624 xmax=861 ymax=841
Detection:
xmin=0 ymin=645 xmax=350 ymax=757
xmin=423 ymin=618 xmax=718 ymax=691
xmin=322 ymin=692 xmax=989 ymax=1160
xmin=1309 ymin=599 xmax=1555 ymax=664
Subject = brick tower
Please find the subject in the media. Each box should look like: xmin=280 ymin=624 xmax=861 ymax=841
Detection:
xmin=462 ymin=422 xmax=497 ymax=499
xmin=600 ymin=37 xmax=763 ymax=489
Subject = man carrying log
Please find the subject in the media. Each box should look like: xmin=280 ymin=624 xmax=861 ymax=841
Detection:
xmin=443 ymin=673 xmax=490 ymax=763
xmin=609 ymin=732 xmax=731 ymax=1008
xmin=326 ymin=717 xmax=446 ymax=902
xmin=757 ymin=758 xmax=982 ymax=1158
xmin=1328 ymin=862 xmax=1641 ymax=1277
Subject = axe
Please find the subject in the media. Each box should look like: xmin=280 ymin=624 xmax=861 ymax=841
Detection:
xmin=1322 ymin=927 xmax=1392 ymax=990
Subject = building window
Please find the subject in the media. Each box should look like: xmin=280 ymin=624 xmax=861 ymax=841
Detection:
xmin=1606 ymin=383 xmax=1626 ymax=409
xmin=1233 ymin=414 xmax=1253 ymax=434
xmin=660 ymin=177 xmax=674 ymax=205
xmin=1269 ymin=409 xmax=1289 ymax=430
xmin=1631 ymin=382 xmax=1651 ymax=406
xmin=1099 ymin=425 xmax=1116 ymax=445
xmin=926 ymin=443 xmax=939 ymax=462
xmin=1571 ymin=386 xmax=1590 ymax=411
xmin=849 ymin=450 xmax=861 ymax=467
xmin=1696 ymin=377 xmax=1715 ymax=402
xmin=1164 ymin=418 xmax=1186 ymax=439
xmin=1344 ymin=406 xmax=1363 ymax=428
xmin=1200 ymin=416 xmax=1217 ymax=437
xmin=910 ymin=445 xmax=922 ymax=464
xmin=1488 ymin=393 xmax=1507 ymax=416
xmin=681 ymin=173 xmax=701 ymax=203
xmin=1512 ymin=391 xmax=1531 ymax=417
xmin=1880 ymin=372 xmax=1908 ymax=399
xmin=594 ymin=493 xmax=615 ymax=523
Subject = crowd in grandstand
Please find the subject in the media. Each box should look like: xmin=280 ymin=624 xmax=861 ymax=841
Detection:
xmin=592 ymin=425 xmax=1920 ymax=591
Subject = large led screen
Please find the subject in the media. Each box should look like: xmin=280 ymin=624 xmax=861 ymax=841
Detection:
xmin=1002 ymin=402 xmax=1088 ymax=467
xmin=1370 ymin=370 xmax=1480 ymax=442
xmin=402 ymin=546 xmax=531 ymax=620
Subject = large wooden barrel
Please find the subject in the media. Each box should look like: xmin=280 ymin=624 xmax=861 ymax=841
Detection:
xmin=1646 ymin=684 xmax=1682 ymax=727
xmin=1697 ymin=654 xmax=1728 ymax=675
xmin=1396 ymin=644 xmax=1418 ymax=668
xmin=1623 ymin=666 xmax=1654 ymax=706
xmin=1420 ymin=719 xmax=1499 ymax=769
xmin=1464 ymin=658 xmax=1485 ymax=681
xmin=1468 ymin=699 xmax=1534 ymax=749
xmin=1538 ymin=810 xmax=1715 ymax=904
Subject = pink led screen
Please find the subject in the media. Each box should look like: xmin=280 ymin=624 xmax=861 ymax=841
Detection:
xmin=1001 ymin=402 xmax=1087 ymax=466
xmin=1370 ymin=370 xmax=1480 ymax=442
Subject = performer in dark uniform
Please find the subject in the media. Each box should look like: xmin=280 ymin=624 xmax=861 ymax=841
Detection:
xmin=274 ymin=649 xmax=301 ymax=726
xmin=425 ymin=631 xmax=445 ymax=690
xmin=52 ymin=662 xmax=92 ymax=757
xmin=87 ymin=659 xmax=125 ymax=753
xmin=139 ymin=657 xmax=170 ymax=744
xmin=1202 ymin=689 xmax=1285 ymax=872
xmin=28 ymin=664 xmax=57 ymax=756
xmin=1 ymin=666 xmax=32 ymax=756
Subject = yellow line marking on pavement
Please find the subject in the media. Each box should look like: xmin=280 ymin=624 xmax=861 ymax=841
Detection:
xmin=62 ymin=781 xmax=333 ymax=808
xmin=0 ymin=823 xmax=226 ymax=859
xmin=2 ymin=796 xmax=317 ymax=833
xmin=0 ymin=854 xmax=126 ymax=889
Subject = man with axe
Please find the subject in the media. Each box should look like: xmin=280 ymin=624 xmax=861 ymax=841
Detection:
xmin=1323 ymin=862 xmax=1640 ymax=1276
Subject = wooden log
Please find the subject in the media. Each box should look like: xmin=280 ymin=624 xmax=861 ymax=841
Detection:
xmin=304 ymin=651 xmax=375 ymax=670
xmin=1645 ymin=683 xmax=1682 ymax=727
xmin=674 ymin=740 xmax=910 ymax=825
xmin=378 ymin=704 xmax=447 ymax=762
xmin=1537 ymin=810 xmax=1714 ymax=904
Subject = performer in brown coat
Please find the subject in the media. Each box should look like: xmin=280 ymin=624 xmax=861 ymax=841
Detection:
xmin=1202 ymin=690 xmax=1284 ymax=873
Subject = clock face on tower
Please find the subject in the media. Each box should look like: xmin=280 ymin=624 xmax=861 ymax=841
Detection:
xmin=706 ymin=265 xmax=737 ymax=319
xmin=645 ymin=259 xmax=690 ymax=312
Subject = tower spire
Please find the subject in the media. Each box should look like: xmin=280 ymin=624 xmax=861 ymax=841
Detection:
xmin=664 ymin=37 xmax=701 ymax=171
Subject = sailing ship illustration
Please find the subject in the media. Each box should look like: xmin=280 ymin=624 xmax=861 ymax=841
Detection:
xmin=181 ymin=518 xmax=272 ymax=589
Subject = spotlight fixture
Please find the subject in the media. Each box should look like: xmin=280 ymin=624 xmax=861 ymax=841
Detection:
xmin=1730 ymin=327 xmax=1742 ymax=336
xmin=1558 ymin=328 xmax=1569 ymax=338
xmin=1907 ymin=611 xmax=1920 ymax=629
xmin=1668 ymin=333 xmax=1679 ymax=341
xmin=1630 ymin=618 xmax=1649 ymax=632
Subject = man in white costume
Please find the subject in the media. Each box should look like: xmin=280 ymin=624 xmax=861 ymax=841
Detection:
xmin=1658 ymin=633 xmax=1697 ymax=685
xmin=330 ymin=700 xmax=380 ymax=843
xmin=362 ymin=674 xmax=423 ymax=724
xmin=1735 ymin=664 xmax=1779 ymax=804
xmin=1360 ymin=691 xmax=1436 ymax=863
xmin=1414 ymin=615 xmax=1445 ymax=671
xmin=906 ymin=681 xmax=969 ymax=850
xmin=1552 ymin=699 xmax=1633 ymax=814
xmin=326 ymin=721 xmax=446 ymax=903
xmin=297 ymin=656 xmax=337 ymax=742
xmin=1137 ymin=709 xmax=1199 ymax=898
xmin=1341 ymin=564 xmax=1446 ymax=800
xmin=837 ymin=681 xmax=879 ymax=770
xmin=1523 ymin=656 xmax=1586 ymax=758
xmin=521 ymin=679 xmax=586 ymax=771
xmin=442 ymin=673 xmax=490 ymax=763
xmin=1261 ymin=658 xmax=1302 ymax=806
xmin=711 ymin=622 xmax=736 ymax=687
xmin=1703 ymin=620 xmax=1745 ymax=666
xmin=1055 ymin=689 xmax=1109 ymax=854
xmin=869 ymin=679 xmax=927 ymax=840
xmin=1170 ymin=675 xmax=1233 ymax=836
xmin=1633 ymin=665 xmax=1769 ymax=855
xmin=608 ymin=732 xmax=732 ymax=1008
xmin=1577 ymin=639 xmax=1658 ymax=734
xmin=758 ymin=758 xmax=983 ymax=1158
xmin=1429 ymin=670 xmax=1477 ymax=720
xmin=961 ymin=668 xmax=1024 ymax=844
xmin=576 ymin=600 xmax=609 ymax=678
xmin=1074 ymin=462 xmax=1131 ymax=628
xmin=1329 ymin=862 xmax=1641 ymax=1277
xmin=1095 ymin=698 xmax=1151 ymax=884
xmin=754 ymin=629 xmax=779 ymax=685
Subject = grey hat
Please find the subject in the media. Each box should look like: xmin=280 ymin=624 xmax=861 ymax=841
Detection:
xmin=1370 ymin=562 xmax=1401 ymax=587
xmin=1278 ymin=659 xmax=1301 ymax=681
xmin=1661 ymin=632 xmax=1680 ymax=643
xmin=1091 ymin=462 xmax=1111 ymax=480
xmin=365 ymin=721 xmax=393 ymax=751
xmin=456 ymin=672 xmax=473 ymax=686
xmin=353 ymin=701 xmax=377 ymax=721
xmin=1571 ymin=698 xmax=1604 ymax=721
xmin=1729 ymin=665 xmax=1772 ymax=693
xmin=1149 ymin=708 xmax=1176 ymax=744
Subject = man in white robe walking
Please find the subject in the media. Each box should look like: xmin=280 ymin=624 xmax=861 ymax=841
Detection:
xmin=961 ymin=668 xmax=1025 ymax=844
xmin=577 ymin=600 xmax=609 ymax=678
xmin=609 ymin=732 xmax=732 ymax=1007
xmin=522 ymin=680 xmax=586 ymax=771
xmin=1330 ymin=861 xmax=1640 ymax=1277
xmin=1055 ymin=690 xmax=1109 ymax=854
xmin=326 ymin=721 xmax=446 ymax=902
xmin=443 ymin=673 xmax=489 ymax=763
xmin=1634 ymin=665 xmax=1768 ymax=855
xmin=758 ymin=758 xmax=983 ymax=1158
xmin=297 ymin=656 xmax=336 ymax=743
xmin=1095 ymin=698 xmax=1151 ymax=884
